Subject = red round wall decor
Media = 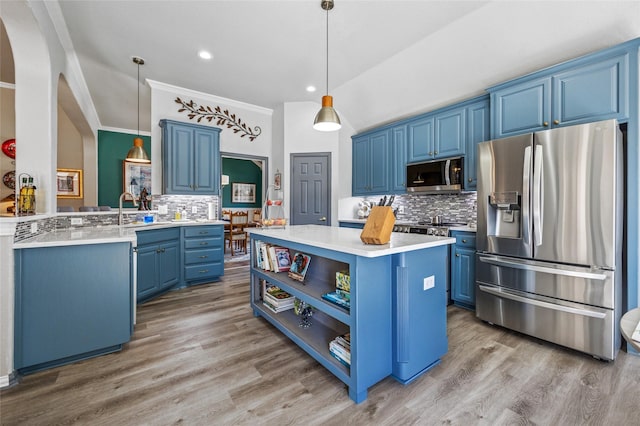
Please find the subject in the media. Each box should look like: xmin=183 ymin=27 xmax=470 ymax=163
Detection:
xmin=2 ymin=139 xmax=16 ymax=159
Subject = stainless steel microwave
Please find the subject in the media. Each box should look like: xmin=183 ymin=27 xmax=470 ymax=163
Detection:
xmin=406 ymin=156 xmax=464 ymax=193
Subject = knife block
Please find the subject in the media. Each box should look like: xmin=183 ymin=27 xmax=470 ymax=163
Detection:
xmin=360 ymin=206 xmax=396 ymax=245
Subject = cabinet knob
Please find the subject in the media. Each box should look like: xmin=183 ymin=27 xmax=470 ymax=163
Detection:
xmin=456 ymin=253 xmax=460 ymax=257
xmin=156 ymin=248 xmax=162 ymax=253
xmin=553 ymin=119 xmax=560 ymax=125
xmin=468 ymin=178 xmax=472 ymax=182
xmin=543 ymin=121 xmax=549 ymax=127
xmin=428 ymin=151 xmax=433 ymax=156
xmin=434 ymin=151 xmax=438 ymax=155
xmin=462 ymin=239 xmax=467 ymax=243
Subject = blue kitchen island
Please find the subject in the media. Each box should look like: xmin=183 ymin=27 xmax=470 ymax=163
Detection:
xmin=248 ymin=225 xmax=455 ymax=403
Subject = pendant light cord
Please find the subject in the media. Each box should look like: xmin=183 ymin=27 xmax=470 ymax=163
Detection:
xmin=325 ymin=5 xmax=329 ymax=96
xmin=137 ymin=61 xmax=140 ymax=137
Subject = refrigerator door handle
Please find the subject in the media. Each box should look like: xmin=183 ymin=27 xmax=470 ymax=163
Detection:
xmin=522 ymin=146 xmax=531 ymax=246
xmin=477 ymin=285 xmax=608 ymax=319
xmin=478 ymin=255 xmax=607 ymax=280
xmin=533 ymin=145 xmax=544 ymax=246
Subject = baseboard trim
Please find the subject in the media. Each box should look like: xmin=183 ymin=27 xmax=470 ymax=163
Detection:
xmin=0 ymin=371 xmax=18 ymax=389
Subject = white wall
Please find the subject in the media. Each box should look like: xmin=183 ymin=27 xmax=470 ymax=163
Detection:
xmin=147 ymin=80 xmax=273 ymax=196
xmin=282 ymin=102 xmax=354 ymax=226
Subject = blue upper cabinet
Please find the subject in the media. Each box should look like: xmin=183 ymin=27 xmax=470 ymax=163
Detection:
xmin=490 ymin=51 xmax=629 ymax=138
xmin=435 ymin=107 xmax=466 ymax=158
xmin=465 ymin=98 xmax=490 ymax=190
xmin=352 ymin=130 xmax=390 ymax=196
xmin=390 ymin=125 xmax=407 ymax=192
xmin=491 ymin=77 xmax=551 ymax=138
xmin=160 ymin=119 xmax=221 ymax=195
xmin=407 ymin=115 xmax=434 ymax=163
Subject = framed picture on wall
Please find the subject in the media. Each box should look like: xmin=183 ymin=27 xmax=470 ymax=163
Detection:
xmin=56 ymin=168 xmax=83 ymax=198
xmin=232 ymin=182 xmax=256 ymax=203
xmin=123 ymin=160 xmax=152 ymax=201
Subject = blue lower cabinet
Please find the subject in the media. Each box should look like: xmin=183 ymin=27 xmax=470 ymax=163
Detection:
xmin=338 ymin=221 xmax=365 ymax=229
xmin=182 ymin=225 xmax=224 ymax=285
xmin=14 ymin=242 xmax=133 ymax=373
xmin=450 ymin=231 xmax=476 ymax=309
xmin=136 ymin=228 xmax=180 ymax=303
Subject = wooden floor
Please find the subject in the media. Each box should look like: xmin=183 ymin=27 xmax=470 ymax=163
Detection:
xmin=2 ymin=261 xmax=639 ymax=425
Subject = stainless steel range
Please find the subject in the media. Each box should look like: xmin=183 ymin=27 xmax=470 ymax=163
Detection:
xmin=393 ymin=222 xmax=468 ymax=237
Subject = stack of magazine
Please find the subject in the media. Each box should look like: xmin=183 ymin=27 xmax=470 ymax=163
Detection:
xmin=262 ymin=280 xmax=295 ymax=313
xmin=329 ymin=333 xmax=351 ymax=367
xmin=321 ymin=271 xmax=350 ymax=311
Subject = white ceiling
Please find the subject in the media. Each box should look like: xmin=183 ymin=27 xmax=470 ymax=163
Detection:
xmin=35 ymin=1 xmax=640 ymax=133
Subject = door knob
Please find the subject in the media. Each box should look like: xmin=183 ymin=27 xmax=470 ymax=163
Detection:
xmin=319 ymin=217 xmax=327 ymax=221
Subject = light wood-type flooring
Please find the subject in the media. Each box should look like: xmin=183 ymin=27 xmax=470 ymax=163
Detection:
xmin=2 ymin=260 xmax=639 ymax=425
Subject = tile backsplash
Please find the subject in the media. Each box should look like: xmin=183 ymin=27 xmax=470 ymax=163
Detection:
xmin=362 ymin=192 xmax=477 ymax=225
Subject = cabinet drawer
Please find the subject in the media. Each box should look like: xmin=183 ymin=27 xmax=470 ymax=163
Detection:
xmin=184 ymin=261 xmax=223 ymax=281
xmin=184 ymin=225 xmax=223 ymax=238
xmin=454 ymin=233 xmax=476 ymax=247
xmin=184 ymin=248 xmax=222 ymax=265
xmin=184 ymin=237 xmax=221 ymax=249
xmin=136 ymin=227 xmax=180 ymax=245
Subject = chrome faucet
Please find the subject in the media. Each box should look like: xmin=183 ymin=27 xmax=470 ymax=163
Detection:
xmin=118 ymin=192 xmax=138 ymax=225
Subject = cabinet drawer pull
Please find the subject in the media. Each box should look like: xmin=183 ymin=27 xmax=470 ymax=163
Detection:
xmin=199 ymin=231 xmax=209 ymax=235
xmin=200 ymin=242 xmax=208 ymax=245
xmin=199 ymin=255 xmax=208 ymax=259
xmin=198 ymin=269 xmax=209 ymax=274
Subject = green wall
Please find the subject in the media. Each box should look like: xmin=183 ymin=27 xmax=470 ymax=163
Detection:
xmin=222 ymin=157 xmax=262 ymax=208
xmin=97 ymin=130 xmax=151 ymax=207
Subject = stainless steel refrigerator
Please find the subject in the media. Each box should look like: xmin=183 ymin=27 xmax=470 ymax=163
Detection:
xmin=476 ymin=119 xmax=623 ymax=360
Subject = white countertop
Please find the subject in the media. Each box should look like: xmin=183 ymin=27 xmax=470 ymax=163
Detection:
xmin=338 ymin=218 xmax=477 ymax=233
xmin=249 ymin=225 xmax=455 ymax=258
xmin=13 ymin=220 xmax=227 ymax=249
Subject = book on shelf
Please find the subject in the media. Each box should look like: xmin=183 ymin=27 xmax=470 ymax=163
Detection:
xmin=329 ymin=341 xmax=351 ymax=362
xmin=262 ymin=300 xmax=294 ymax=313
xmin=329 ymin=349 xmax=351 ymax=368
xmin=321 ymin=291 xmax=351 ymax=310
xmin=333 ymin=332 xmax=351 ymax=350
xmin=336 ymin=271 xmax=350 ymax=292
xmin=262 ymin=280 xmax=294 ymax=306
xmin=273 ymin=247 xmax=291 ymax=272
xmin=288 ymin=252 xmax=311 ymax=282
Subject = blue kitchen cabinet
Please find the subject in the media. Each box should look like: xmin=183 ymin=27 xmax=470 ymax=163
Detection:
xmin=407 ymin=115 xmax=434 ymax=163
xmin=352 ymin=130 xmax=390 ymax=196
xmin=182 ymin=225 xmax=224 ymax=285
xmin=464 ymin=97 xmax=490 ymax=190
xmin=390 ymin=124 xmax=407 ymax=192
xmin=160 ymin=119 xmax=221 ymax=195
xmin=490 ymin=52 xmax=629 ymax=138
xmin=450 ymin=231 xmax=476 ymax=309
xmin=338 ymin=221 xmax=365 ymax=229
xmin=14 ymin=242 xmax=133 ymax=373
xmin=136 ymin=227 xmax=180 ymax=303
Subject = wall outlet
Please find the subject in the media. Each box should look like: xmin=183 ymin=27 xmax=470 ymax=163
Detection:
xmin=158 ymin=205 xmax=168 ymax=214
xmin=192 ymin=206 xmax=198 ymax=214
xmin=71 ymin=217 xmax=83 ymax=226
xmin=30 ymin=222 xmax=38 ymax=233
xmin=423 ymin=275 xmax=435 ymax=290
xmin=398 ymin=206 xmax=405 ymax=214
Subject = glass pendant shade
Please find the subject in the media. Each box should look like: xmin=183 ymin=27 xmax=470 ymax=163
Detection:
xmin=313 ymin=95 xmax=341 ymax=131
xmin=126 ymin=137 xmax=150 ymax=163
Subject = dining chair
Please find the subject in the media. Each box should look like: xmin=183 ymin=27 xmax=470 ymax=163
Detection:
xmin=225 ymin=211 xmax=249 ymax=255
xmin=253 ymin=209 xmax=262 ymax=223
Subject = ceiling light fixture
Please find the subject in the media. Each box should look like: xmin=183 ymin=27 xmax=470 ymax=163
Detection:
xmin=126 ymin=56 xmax=151 ymax=163
xmin=198 ymin=50 xmax=213 ymax=60
xmin=306 ymin=85 xmax=317 ymax=93
xmin=313 ymin=0 xmax=341 ymax=132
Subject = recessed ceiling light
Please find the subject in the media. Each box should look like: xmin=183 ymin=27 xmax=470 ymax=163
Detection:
xmin=198 ymin=50 xmax=213 ymax=60
xmin=306 ymin=86 xmax=316 ymax=93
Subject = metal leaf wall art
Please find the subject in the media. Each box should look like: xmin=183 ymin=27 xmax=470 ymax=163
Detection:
xmin=175 ymin=97 xmax=262 ymax=141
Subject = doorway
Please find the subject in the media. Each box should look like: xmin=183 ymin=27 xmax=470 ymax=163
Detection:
xmin=290 ymin=153 xmax=331 ymax=226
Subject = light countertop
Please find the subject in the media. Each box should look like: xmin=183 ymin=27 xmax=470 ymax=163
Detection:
xmin=13 ymin=220 xmax=227 ymax=249
xmin=248 ymin=224 xmax=455 ymax=258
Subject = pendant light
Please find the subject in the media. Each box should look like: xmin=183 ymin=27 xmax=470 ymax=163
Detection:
xmin=126 ymin=56 xmax=151 ymax=163
xmin=313 ymin=0 xmax=341 ymax=131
